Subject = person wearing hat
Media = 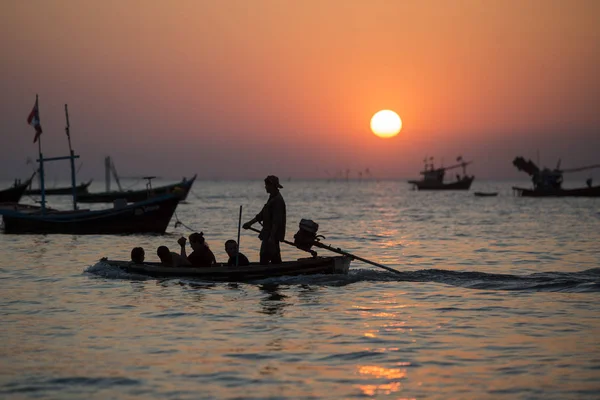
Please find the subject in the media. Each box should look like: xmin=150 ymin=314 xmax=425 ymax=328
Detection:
xmin=243 ymin=175 xmax=287 ymax=264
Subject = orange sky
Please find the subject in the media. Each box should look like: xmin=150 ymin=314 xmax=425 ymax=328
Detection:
xmin=1 ymin=0 xmax=599 ymax=180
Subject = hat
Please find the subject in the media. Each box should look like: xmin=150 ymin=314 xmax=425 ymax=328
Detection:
xmin=265 ymin=175 xmax=283 ymax=188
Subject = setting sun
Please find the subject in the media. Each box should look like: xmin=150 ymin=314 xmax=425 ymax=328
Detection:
xmin=370 ymin=110 xmax=402 ymax=139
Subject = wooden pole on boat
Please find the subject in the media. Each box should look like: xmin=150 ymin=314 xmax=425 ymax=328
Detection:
xmin=35 ymin=95 xmax=46 ymax=214
xmin=38 ymin=134 xmax=46 ymax=214
xmin=64 ymin=104 xmax=78 ymax=210
xmin=105 ymin=156 xmax=111 ymax=192
xmin=236 ymin=205 xmax=242 ymax=267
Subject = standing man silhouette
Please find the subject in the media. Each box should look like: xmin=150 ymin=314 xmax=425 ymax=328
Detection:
xmin=243 ymin=175 xmax=287 ymax=265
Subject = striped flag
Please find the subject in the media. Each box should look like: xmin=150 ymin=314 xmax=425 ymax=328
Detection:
xmin=27 ymin=95 xmax=43 ymax=143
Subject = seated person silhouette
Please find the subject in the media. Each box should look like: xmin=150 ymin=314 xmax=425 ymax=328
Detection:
xmin=157 ymin=245 xmax=190 ymax=267
xmin=130 ymin=247 xmax=145 ymax=264
xmin=225 ymin=239 xmax=250 ymax=266
xmin=178 ymin=232 xmax=216 ymax=267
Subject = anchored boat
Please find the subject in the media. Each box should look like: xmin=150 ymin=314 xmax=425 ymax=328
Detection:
xmin=512 ymin=156 xmax=600 ymax=197
xmin=409 ymin=156 xmax=474 ymax=190
xmin=77 ymin=156 xmax=196 ymax=203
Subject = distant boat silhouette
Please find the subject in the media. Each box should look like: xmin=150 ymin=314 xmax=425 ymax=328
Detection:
xmin=25 ymin=179 xmax=92 ymax=196
xmin=0 ymin=173 xmax=35 ymax=203
xmin=512 ymin=156 xmax=600 ymax=197
xmin=74 ymin=157 xmax=196 ymax=203
xmin=409 ymin=156 xmax=474 ymax=190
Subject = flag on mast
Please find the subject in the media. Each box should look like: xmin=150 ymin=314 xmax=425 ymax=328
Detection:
xmin=27 ymin=95 xmax=43 ymax=143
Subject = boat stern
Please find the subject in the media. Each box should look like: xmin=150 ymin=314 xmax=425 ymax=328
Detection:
xmin=334 ymin=256 xmax=352 ymax=274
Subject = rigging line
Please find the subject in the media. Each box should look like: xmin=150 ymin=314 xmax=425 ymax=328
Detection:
xmin=173 ymin=211 xmax=196 ymax=232
xmin=189 ymin=191 xmax=202 ymax=200
xmin=122 ymin=179 xmax=142 ymax=191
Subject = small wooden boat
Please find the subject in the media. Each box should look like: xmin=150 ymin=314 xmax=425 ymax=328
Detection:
xmin=99 ymin=255 xmax=352 ymax=281
xmin=77 ymin=175 xmax=196 ymax=203
xmin=0 ymin=174 xmax=35 ymax=203
xmin=25 ymin=179 xmax=92 ymax=196
xmin=474 ymin=191 xmax=498 ymax=197
xmin=409 ymin=156 xmax=474 ymax=190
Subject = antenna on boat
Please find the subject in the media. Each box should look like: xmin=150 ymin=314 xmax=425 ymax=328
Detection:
xmin=143 ymin=176 xmax=156 ymax=197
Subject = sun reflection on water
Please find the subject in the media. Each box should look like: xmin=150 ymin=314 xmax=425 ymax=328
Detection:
xmin=356 ymin=365 xmax=408 ymax=396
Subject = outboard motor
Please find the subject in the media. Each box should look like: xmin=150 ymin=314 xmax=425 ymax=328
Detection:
xmin=293 ymin=219 xmax=321 ymax=251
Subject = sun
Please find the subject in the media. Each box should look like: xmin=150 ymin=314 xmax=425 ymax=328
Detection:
xmin=370 ymin=110 xmax=402 ymax=138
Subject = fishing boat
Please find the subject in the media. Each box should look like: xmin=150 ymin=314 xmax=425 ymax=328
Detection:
xmin=96 ymin=218 xmax=404 ymax=281
xmin=0 ymin=97 xmax=184 ymax=235
xmin=0 ymin=174 xmax=35 ymax=203
xmin=1 ymin=193 xmax=182 ymax=234
xmin=408 ymin=156 xmax=474 ymax=190
xmin=77 ymin=176 xmax=196 ymax=203
xmin=511 ymin=156 xmax=600 ymax=197
xmin=76 ymin=176 xmax=195 ymax=203
xmin=99 ymin=256 xmax=352 ymax=281
xmin=76 ymin=156 xmax=196 ymax=203
xmin=25 ymin=179 xmax=92 ymax=196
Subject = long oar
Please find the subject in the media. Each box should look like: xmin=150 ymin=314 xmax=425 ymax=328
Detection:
xmin=311 ymin=241 xmax=402 ymax=275
xmin=246 ymin=226 xmax=402 ymax=275
xmin=247 ymin=227 xmax=317 ymax=256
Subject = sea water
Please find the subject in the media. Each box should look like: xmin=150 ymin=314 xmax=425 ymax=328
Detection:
xmin=1 ymin=179 xmax=599 ymax=399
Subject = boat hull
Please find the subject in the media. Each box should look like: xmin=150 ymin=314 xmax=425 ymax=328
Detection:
xmin=409 ymin=176 xmax=474 ymax=190
xmin=101 ymin=256 xmax=352 ymax=281
xmin=77 ymin=175 xmax=196 ymax=203
xmin=512 ymin=185 xmax=600 ymax=197
xmin=0 ymin=194 xmax=181 ymax=234
xmin=25 ymin=180 xmax=92 ymax=196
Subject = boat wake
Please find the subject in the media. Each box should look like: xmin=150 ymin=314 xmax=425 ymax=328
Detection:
xmin=85 ymin=261 xmax=153 ymax=281
xmin=85 ymin=261 xmax=600 ymax=292
xmin=250 ymin=267 xmax=600 ymax=292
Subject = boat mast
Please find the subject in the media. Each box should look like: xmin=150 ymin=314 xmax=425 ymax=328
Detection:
xmin=110 ymin=159 xmax=123 ymax=191
xmin=33 ymin=99 xmax=81 ymax=213
xmin=35 ymin=95 xmax=46 ymax=214
xmin=105 ymin=156 xmax=111 ymax=192
xmin=65 ymin=104 xmax=78 ymax=210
